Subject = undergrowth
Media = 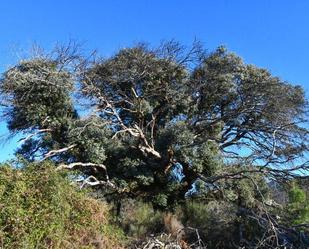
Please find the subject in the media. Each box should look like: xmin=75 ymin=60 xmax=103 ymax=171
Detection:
xmin=0 ymin=161 xmax=124 ymax=249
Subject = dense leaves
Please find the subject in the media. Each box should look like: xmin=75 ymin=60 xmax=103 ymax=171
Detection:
xmin=191 ymin=47 xmax=307 ymax=162
xmin=0 ymin=59 xmax=76 ymax=131
xmin=0 ymin=161 xmax=124 ymax=248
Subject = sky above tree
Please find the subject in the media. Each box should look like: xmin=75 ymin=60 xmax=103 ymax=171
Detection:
xmin=0 ymin=0 xmax=309 ymax=161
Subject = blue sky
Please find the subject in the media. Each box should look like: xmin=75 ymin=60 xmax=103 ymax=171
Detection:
xmin=0 ymin=0 xmax=309 ymax=161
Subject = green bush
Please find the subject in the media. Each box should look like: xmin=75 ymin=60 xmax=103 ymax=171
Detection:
xmin=287 ymin=183 xmax=309 ymax=225
xmin=117 ymin=199 xmax=164 ymax=239
xmin=0 ymin=161 xmax=124 ymax=249
xmin=181 ymin=200 xmax=237 ymax=244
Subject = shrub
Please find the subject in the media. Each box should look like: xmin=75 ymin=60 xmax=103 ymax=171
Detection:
xmin=0 ymin=161 xmax=124 ymax=249
xmin=287 ymin=183 xmax=309 ymax=225
xmin=117 ymin=199 xmax=164 ymax=239
xmin=180 ymin=200 xmax=238 ymax=247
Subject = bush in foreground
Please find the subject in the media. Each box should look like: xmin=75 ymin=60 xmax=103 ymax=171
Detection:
xmin=0 ymin=161 xmax=124 ymax=249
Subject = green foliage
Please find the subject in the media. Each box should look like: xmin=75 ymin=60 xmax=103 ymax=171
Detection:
xmin=117 ymin=200 xmax=164 ymax=239
xmin=0 ymin=161 xmax=124 ymax=249
xmin=83 ymin=45 xmax=189 ymax=123
xmin=180 ymin=200 xmax=237 ymax=246
xmin=68 ymin=116 xmax=114 ymax=164
xmin=287 ymin=183 xmax=309 ymax=225
xmin=191 ymin=46 xmax=307 ymax=161
xmin=223 ymin=167 xmax=270 ymax=207
xmin=0 ymin=59 xmax=76 ymax=131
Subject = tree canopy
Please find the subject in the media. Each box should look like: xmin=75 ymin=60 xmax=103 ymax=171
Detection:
xmin=0 ymin=41 xmax=308 ymax=248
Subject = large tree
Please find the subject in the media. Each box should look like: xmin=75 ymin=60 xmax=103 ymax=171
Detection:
xmin=0 ymin=42 xmax=308 ymax=208
xmin=1 ymin=42 xmax=309 ymax=248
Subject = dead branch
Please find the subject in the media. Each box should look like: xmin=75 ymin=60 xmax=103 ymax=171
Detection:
xmin=18 ymin=128 xmax=52 ymax=143
xmin=41 ymin=144 xmax=77 ymax=161
xmin=56 ymin=162 xmax=107 ymax=172
xmin=76 ymin=175 xmax=116 ymax=189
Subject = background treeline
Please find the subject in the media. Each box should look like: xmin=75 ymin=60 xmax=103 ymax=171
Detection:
xmin=0 ymin=41 xmax=308 ymax=248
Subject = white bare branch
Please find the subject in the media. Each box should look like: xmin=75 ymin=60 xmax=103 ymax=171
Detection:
xmin=56 ymin=162 xmax=107 ymax=172
xmin=41 ymin=144 xmax=77 ymax=161
xmin=77 ymin=175 xmax=115 ymax=189
xmin=18 ymin=128 xmax=52 ymax=144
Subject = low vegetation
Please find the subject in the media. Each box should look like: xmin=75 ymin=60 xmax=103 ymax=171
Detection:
xmin=0 ymin=161 xmax=124 ymax=249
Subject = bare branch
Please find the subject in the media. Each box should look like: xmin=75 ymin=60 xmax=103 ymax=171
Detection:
xmin=41 ymin=144 xmax=77 ymax=161
xmin=76 ymin=175 xmax=116 ymax=189
xmin=18 ymin=128 xmax=52 ymax=143
xmin=56 ymin=162 xmax=107 ymax=172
